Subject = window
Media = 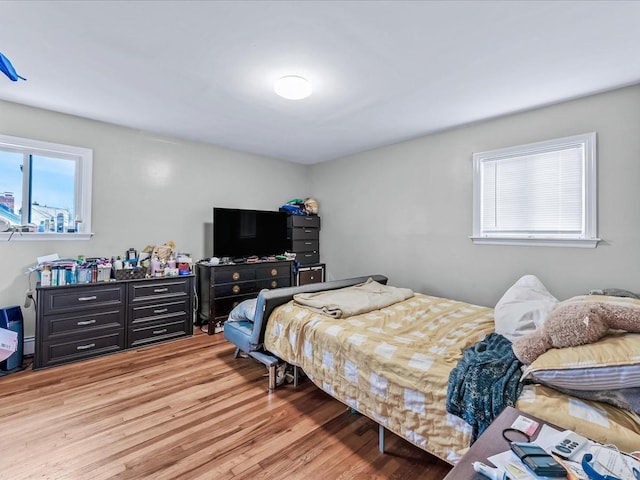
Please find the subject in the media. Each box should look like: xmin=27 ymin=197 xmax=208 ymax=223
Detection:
xmin=0 ymin=133 xmax=92 ymax=241
xmin=471 ymin=132 xmax=599 ymax=247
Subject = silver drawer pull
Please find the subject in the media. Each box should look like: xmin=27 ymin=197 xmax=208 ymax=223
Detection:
xmin=77 ymin=319 xmax=97 ymax=326
xmin=153 ymin=308 xmax=168 ymax=314
xmin=78 ymin=296 xmax=97 ymax=302
xmin=77 ymin=343 xmax=96 ymax=350
xmin=153 ymin=329 xmax=168 ymax=335
xmin=304 ymin=242 xmax=313 ymax=245
xmin=153 ymin=288 xmax=169 ymax=293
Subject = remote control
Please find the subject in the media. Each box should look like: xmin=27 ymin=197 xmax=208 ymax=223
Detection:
xmin=551 ymin=431 xmax=589 ymax=461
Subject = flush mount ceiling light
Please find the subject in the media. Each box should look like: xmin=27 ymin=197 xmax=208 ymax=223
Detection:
xmin=274 ymin=75 xmax=312 ymax=100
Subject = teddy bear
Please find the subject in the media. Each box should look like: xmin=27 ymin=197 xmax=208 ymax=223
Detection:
xmin=512 ymin=297 xmax=640 ymax=364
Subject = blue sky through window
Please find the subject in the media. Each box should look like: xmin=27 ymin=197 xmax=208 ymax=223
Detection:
xmin=0 ymin=150 xmax=75 ymax=220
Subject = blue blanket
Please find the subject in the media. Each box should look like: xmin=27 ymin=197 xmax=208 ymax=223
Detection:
xmin=446 ymin=333 xmax=523 ymax=443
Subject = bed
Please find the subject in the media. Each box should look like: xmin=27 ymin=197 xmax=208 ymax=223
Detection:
xmin=258 ymin=278 xmax=640 ymax=464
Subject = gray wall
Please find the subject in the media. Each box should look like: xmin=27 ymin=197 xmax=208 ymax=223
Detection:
xmin=311 ymin=84 xmax=640 ymax=307
xmin=0 ymin=100 xmax=309 ymax=337
xmin=3 ymin=84 xmax=639 ymax=337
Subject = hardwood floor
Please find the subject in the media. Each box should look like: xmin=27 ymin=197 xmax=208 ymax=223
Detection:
xmin=0 ymin=330 xmax=452 ymax=479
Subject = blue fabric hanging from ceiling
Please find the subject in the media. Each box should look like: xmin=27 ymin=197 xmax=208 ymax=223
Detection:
xmin=0 ymin=51 xmax=26 ymax=81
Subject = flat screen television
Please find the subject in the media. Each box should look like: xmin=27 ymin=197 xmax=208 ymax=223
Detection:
xmin=213 ymin=207 xmax=288 ymax=259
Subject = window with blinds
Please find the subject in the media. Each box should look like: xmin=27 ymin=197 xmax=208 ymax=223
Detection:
xmin=471 ymin=133 xmax=599 ymax=247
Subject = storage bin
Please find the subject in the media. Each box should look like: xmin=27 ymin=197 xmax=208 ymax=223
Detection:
xmin=114 ymin=267 xmax=147 ymax=280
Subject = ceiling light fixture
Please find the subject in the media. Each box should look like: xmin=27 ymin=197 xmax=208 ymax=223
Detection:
xmin=274 ymin=75 xmax=312 ymax=100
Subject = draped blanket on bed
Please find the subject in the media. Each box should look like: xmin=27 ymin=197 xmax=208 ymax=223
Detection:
xmin=293 ymin=278 xmax=414 ymax=318
xmin=446 ymin=333 xmax=523 ymax=443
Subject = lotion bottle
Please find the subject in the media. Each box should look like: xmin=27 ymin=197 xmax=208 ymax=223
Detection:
xmin=41 ymin=265 xmax=52 ymax=287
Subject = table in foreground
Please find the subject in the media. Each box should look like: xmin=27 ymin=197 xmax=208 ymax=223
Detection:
xmin=444 ymin=406 xmax=553 ymax=480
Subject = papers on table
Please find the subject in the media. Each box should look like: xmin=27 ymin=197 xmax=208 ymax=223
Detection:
xmin=487 ymin=424 xmax=640 ymax=480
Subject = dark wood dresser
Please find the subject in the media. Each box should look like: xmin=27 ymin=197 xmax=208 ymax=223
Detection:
xmin=35 ymin=275 xmax=194 ymax=369
xmin=196 ymin=260 xmax=293 ymax=334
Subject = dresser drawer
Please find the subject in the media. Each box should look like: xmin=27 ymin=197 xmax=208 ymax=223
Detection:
xmin=298 ymin=269 xmax=324 ymax=285
xmin=214 ymin=281 xmax=257 ymax=297
xmin=39 ymin=330 xmax=125 ymax=368
xmin=257 ymin=277 xmax=291 ymax=290
xmin=291 ymin=239 xmax=319 ymax=252
xmin=42 ymin=285 xmax=125 ymax=315
xmin=128 ymin=319 xmax=190 ymax=348
xmin=44 ymin=308 xmax=124 ymax=338
xmin=129 ymin=299 xmax=189 ymax=323
xmin=297 ymin=251 xmax=320 ymax=265
xmin=255 ymin=263 xmax=291 ymax=279
xmin=288 ymin=215 xmax=320 ymax=229
xmin=128 ymin=278 xmax=190 ymax=302
xmin=213 ymin=267 xmax=256 ymax=284
xmin=289 ymin=228 xmax=319 ymax=241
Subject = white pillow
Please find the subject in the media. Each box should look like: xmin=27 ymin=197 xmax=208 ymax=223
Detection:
xmin=494 ymin=275 xmax=558 ymax=342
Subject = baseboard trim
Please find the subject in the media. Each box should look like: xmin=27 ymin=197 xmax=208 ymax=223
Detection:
xmin=24 ymin=336 xmax=34 ymax=356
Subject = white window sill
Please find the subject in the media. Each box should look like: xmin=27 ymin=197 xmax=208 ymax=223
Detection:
xmin=469 ymin=236 xmax=600 ymax=248
xmin=0 ymin=232 xmax=94 ymax=242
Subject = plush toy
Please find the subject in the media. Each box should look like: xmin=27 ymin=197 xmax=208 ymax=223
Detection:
xmin=512 ymin=298 xmax=640 ymax=364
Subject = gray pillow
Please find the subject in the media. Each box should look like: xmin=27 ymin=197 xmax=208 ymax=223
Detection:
xmin=227 ymin=298 xmax=258 ymax=322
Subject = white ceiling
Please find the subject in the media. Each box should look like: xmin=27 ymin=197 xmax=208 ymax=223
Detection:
xmin=1 ymin=1 xmax=639 ymax=165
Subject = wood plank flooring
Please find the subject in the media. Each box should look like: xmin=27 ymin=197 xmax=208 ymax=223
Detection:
xmin=0 ymin=330 xmax=452 ymax=479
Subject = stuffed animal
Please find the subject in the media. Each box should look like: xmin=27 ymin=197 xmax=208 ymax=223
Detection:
xmin=512 ymin=298 xmax=640 ymax=364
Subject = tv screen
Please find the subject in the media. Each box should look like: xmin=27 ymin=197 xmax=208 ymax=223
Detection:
xmin=213 ymin=207 xmax=288 ymax=258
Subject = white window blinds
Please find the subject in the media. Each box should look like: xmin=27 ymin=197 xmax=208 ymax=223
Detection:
xmin=472 ymin=133 xmax=598 ymax=247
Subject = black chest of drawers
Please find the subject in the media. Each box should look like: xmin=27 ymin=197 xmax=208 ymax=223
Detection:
xmin=35 ymin=275 xmax=194 ymax=369
xmin=287 ymin=215 xmax=320 ymax=266
xmin=196 ymin=260 xmax=293 ymax=334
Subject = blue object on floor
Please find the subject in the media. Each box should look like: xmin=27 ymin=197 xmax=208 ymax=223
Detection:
xmin=0 ymin=51 xmax=26 ymax=81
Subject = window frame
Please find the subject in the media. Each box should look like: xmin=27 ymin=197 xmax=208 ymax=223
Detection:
xmin=0 ymin=133 xmax=93 ymax=241
xmin=471 ymin=132 xmax=599 ymax=248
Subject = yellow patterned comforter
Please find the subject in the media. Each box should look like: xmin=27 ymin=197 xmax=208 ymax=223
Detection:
xmin=263 ymin=293 xmax=640 ymax=463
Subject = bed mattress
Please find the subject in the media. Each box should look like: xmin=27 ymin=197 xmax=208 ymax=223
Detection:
xmin=264 ymin=293 xmax=640 ymax=462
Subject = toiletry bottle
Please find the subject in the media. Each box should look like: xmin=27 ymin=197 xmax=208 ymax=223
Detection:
xmin=150 ymin=256 xmax=160 ymax=276
xmin=41 ymin=265 xmax=52 ymax=286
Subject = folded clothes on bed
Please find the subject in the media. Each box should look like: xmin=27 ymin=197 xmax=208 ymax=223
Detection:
xmin=446 ymin=332 xmax=524 ymax=443
xmin=293 ymin=277 xmax=414 ymax=318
